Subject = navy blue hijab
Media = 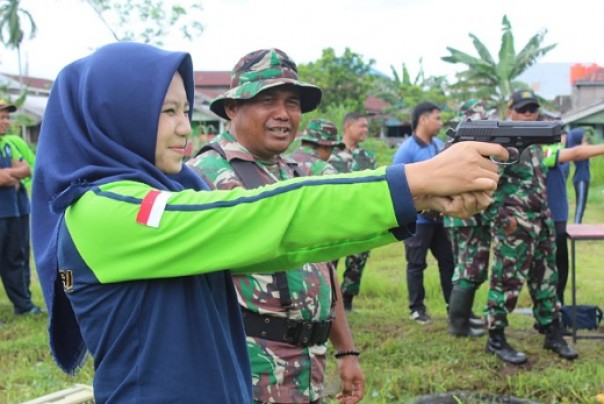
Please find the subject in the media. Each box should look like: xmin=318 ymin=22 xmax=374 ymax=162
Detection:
xmin=31 ymin=42 xmax=209 ymax=373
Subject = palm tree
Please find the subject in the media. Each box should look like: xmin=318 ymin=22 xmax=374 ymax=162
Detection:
xmin=0 ymin=0 xmax=37 ymax=87
xmin=441 ymin=15 xmax=556 ymax=118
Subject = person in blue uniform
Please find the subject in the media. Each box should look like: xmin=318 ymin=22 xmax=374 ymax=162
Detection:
xmin=566 ymin=127 xmax=592 ymax=224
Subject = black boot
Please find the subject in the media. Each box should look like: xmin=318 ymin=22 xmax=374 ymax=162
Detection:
xmin=536 ymin=320 xmax=572 ymax=336
xmin=543 ymin=319 xmax=578 ymax=360
xmin=486 ymin=329 xmax=528 ymax=364
xmin=342 ymin=293 xmax=353 ymax=312
xmin=448 ymin=285 xmax=484 ymax=337
xmin=469 ymin=311 xmax=484 ymax=328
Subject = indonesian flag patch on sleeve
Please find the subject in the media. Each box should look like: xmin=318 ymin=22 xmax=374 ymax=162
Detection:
xmin=136 ymin=190 xmax=172 ymax=228
xmin=544 ymin=147 xmax=554 ymax=158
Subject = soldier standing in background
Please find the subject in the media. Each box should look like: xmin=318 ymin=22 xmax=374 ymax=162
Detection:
xmin=289 ymin=118 xmax=342 ymax=176
xmin=444 ymin=100 xmax=493 ymax=338
xmin=188 ymin=49 xmax=365 ymax=404
xmin=329 ymin=112 xmax=377 ymax=312
xmin=485 ymin=90 xmax=577 ymax=364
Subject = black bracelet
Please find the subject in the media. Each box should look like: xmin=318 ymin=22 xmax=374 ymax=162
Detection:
xmin=334 ymin=350 xmax=361 ymax=359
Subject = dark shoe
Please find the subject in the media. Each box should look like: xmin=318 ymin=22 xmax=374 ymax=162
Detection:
xmin=533 ymin=322 xmax=546 ymax=335
xmin=543 ymin=320 xmax=578 ymax=360
xmin=15 ymin=306 xmax=44 ymax=316
xmin=342 ymin=293 xmax=353 ymax=312
xmin=410 ymin=310 xmax=432 ymax=324
xmin=448 ymin=285 xmax=484 ymax=337
xmin=535 ymin=321 xmax=572 ymax=337
xmin=486 ymin=329 xmax=527 ymax=364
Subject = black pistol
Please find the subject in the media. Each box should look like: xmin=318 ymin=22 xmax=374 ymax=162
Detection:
xmin=446 ymin=120 xmax=562 ymax=163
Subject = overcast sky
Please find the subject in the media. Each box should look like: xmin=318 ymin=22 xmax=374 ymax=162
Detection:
xmin=1 ymin=0 xmax=603 ymax=81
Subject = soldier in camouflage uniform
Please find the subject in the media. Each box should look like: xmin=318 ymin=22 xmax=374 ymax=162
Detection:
xmin=444 ymin=100 xmax=494 ymax=338
xmin=485 ymin=90 xmax=578 ymax=364
xmin=329 ymin=112 xmax=376 ymax=311
xmin=188 ymin=49 xmax=365 ymax=404
xmin=289 ymin=118 xmax=342 ymax=176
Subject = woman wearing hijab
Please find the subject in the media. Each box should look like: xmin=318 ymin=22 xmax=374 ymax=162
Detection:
xmin=31 ymin=42 xmax=505 ymax=402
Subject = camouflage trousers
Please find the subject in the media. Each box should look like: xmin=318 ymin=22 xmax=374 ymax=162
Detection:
xmin=486 ymin=212 xmax=561 ymax=330
xmin=334 ymin=251 xmax=370 ymax=296
xmin=447 ymin=225 xmax=491 ymax=287
xmin=249 ymin=337 xmax=326 ymax=403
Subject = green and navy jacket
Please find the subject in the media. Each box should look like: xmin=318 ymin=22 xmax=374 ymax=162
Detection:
xmin=59 ymin=165 xmax=416 ymax=401
xmin=36 ymin=41 xmax=417 ymax=404
xmin=542 ymin=143 xmax=568 ymax=222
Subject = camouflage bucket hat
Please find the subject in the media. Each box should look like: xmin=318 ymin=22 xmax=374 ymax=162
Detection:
xmin=210 ymin=48 xmax=322 ymax=120
xmin=300 ymin=118 xmax=344 ymax=147
xmin=457 ymin=99 xmax=490 ymax=121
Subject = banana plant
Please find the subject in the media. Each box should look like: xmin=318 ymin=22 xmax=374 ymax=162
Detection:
xmin=442 ymin=15 xmax=557 ymax=118
xmin=0 ymin=0 xmax=37 ymax=88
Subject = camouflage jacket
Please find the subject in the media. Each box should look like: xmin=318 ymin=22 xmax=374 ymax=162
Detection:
xmin=443 ymin=165 xmax=503 ymax=229
xmin=329 ymin=145 xmax=377 ymax=173
xmin=443 ymin=205 xmax=495 ymax=228
xmin=484 ymin=145 xmax=552 ymax=228
xmin=187 ymin=131 xmax=333 ymax=403
xmin=288 ymin=145 xmax=338 ymax=176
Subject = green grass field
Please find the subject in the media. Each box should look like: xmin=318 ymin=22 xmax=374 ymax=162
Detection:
xmin=1 ymin=142 xmax=603 ymax=403
xmin=324 ymin=202 xmax=604 ymax=403
xmin=321 ymin=142 xmax=604 ymax=403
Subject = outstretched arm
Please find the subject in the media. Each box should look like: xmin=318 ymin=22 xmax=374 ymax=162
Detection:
xmin=63 ymin=141 xmax=507 ymax=282
xmin=559 ymin=143 xmax=604 ymax=163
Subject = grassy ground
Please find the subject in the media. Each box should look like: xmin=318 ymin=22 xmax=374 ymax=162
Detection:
xmin=2 ymin=141 xmax=603 ymax=403
xmin=324 ymin=221 xmax=604 ymax=403
xmin=321 ymin=145 xmax=604 ymax=403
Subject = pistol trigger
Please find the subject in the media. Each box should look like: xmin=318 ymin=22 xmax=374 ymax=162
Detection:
xmin=507 ymin=147 xmax=520 ymax=163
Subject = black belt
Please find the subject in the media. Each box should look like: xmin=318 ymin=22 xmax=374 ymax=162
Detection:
xmin=241 ymin=308 xmax=333 ymax=347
